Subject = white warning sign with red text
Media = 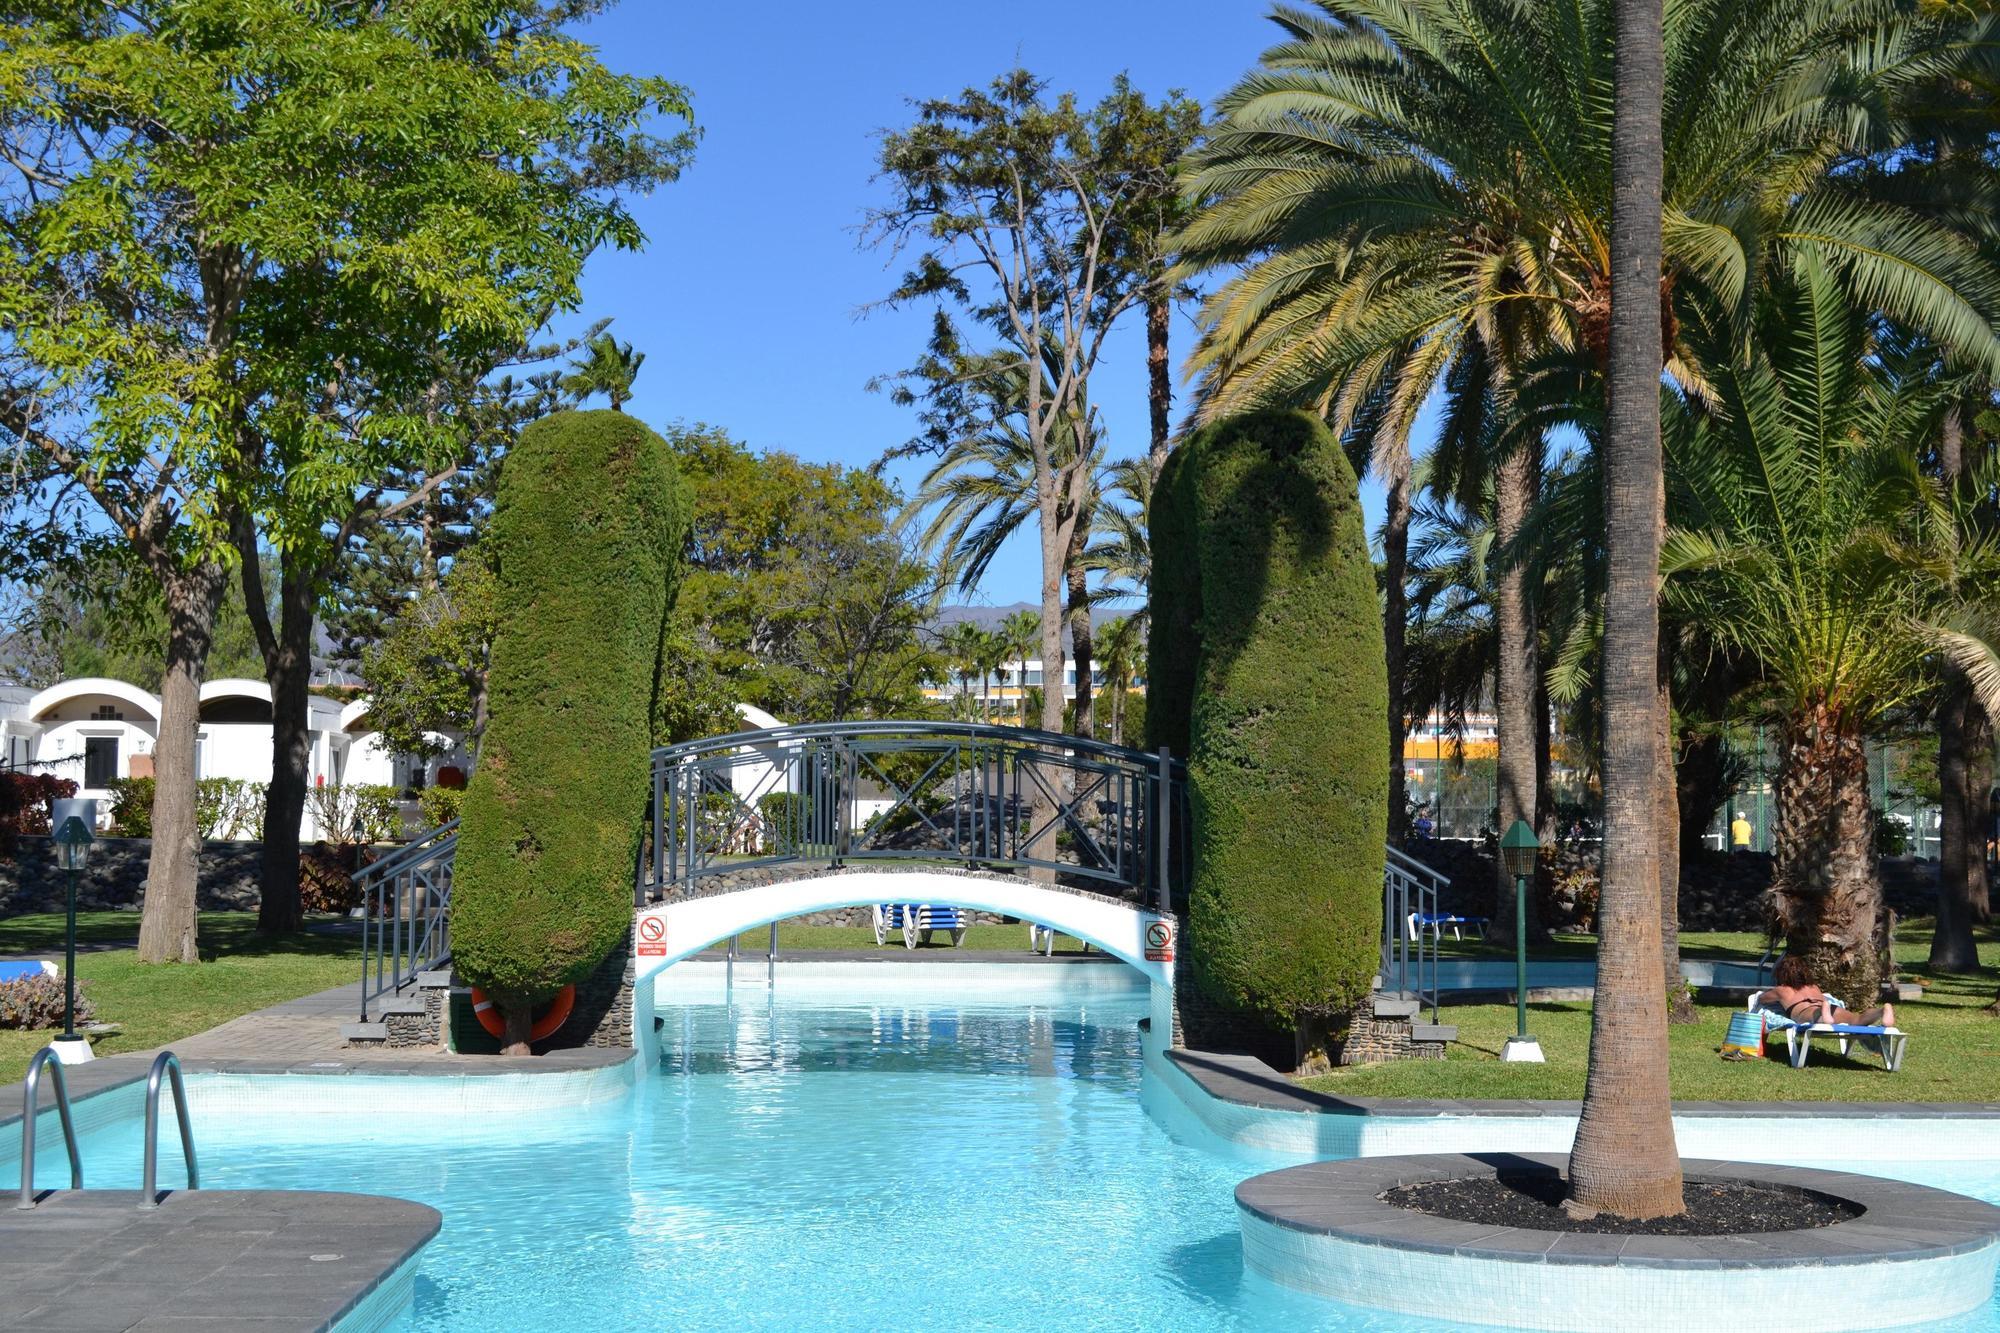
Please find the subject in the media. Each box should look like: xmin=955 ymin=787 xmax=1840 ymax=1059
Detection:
xmin=1143 ymin=917 xmax=1174 ymax=963
xmin=636 ymin=915 xmax=668 ymax=956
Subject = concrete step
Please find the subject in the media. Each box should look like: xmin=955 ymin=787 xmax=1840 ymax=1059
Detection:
xmin=339 ymin=1022 xmax=388 ymax=1044
xmin=1371 ymin=995 xmax=1420 ymax=1020
xmin=1411 ymin=1024 xmax=1458 ymax=1043
xmin=416 ymin=970 xmax=454 ymax=989
xmin=374 ymin=996 xmax=427 ymax=1017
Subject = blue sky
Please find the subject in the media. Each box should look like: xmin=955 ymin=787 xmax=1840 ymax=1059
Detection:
xmin=553 ymin=0 xmax=1394 ymax=606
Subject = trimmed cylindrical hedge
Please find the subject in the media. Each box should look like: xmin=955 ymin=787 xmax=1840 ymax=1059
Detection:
xmin=452 ymin=410 xmax=690 ymax=1042
xmin=1148 ymin=409 xmax=1388 ymax=1063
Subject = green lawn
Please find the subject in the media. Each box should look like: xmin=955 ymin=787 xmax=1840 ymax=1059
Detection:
xmin=0 ymin=912 xmax=362 ymax=1084
xmin=1303 ymin=925 xmax=2000 ymax=1102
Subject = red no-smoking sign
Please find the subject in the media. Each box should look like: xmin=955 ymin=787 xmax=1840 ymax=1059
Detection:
xmin=1144 ymin=918 xmax=1174 ymax=962
xmin=636 ymin=915 xmax=667 ymax=956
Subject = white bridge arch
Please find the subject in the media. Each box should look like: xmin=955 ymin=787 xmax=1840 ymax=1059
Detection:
xmin=633 ymin=870 xmax=1175 ymax=989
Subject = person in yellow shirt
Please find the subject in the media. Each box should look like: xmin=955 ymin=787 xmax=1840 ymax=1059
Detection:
xmin=1729 ymin=811 xmax=1753 ymax=854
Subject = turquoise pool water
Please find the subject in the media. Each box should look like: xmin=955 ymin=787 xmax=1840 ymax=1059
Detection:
xmin=34 ymin=984 xmax=2000 ymax=1332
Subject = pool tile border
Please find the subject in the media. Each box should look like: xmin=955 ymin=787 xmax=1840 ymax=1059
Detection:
xmin=1166 ymin=1047 xmax=2000 ymax=1120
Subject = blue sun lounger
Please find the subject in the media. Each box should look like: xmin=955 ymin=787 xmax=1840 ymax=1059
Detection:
xmin=0 ymin=961 xmax=56 ymax=984
xmin=1405 ymin=912 xmax=1488 ymax=942
xmin=872 ymin=904 xmax=969 ymax=949
xmin=1747 ymin=991 xmax=1908 ymax=1071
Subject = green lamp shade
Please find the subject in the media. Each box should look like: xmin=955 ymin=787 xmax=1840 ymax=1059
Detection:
xmin=1499 ymin=818 xmax=1539 ymax=878
xmin=53 ymin=814 xmax=95 ymax=872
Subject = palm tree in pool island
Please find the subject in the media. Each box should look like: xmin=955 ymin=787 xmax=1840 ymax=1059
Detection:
xmin=1568 ymin=0 xmax=1681 ymax=1220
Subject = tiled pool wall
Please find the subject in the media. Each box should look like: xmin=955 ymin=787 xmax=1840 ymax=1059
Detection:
xmin=1239 ymin=1206 xmax=2000 ymax=1333
xmin=1142 ymin=1041 xmax=2000 ymax=1165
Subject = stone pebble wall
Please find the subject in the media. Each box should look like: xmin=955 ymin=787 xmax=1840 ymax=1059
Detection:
xmin=0 ymin=835 xmax=262 ymax=915
xmin=1338 ymin=1013 xmax=1446 ymax=1065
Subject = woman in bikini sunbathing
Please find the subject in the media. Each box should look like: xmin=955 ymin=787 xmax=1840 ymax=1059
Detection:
xmin=1762 ymin=954 xmax=1895 ymax=1029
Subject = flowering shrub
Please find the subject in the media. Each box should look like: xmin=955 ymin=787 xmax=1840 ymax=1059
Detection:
xmin=0 ymin=772 xmax=79 ymax=852
xmin=0 ymin=972 xmax=94 ymax=1030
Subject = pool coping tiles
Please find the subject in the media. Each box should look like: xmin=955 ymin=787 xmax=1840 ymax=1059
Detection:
xmin=1235 ymin=1153 xmax=2000 ymax=1331
xmin=1165 ymin=1047 xmax=2000 ymax=1119
xmin=0 ymin=1188 xmax=441 ymax=1332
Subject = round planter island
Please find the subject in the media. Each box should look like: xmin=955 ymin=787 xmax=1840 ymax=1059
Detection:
xmin=1236 ymin=1153 xmax=2000 ymax=1332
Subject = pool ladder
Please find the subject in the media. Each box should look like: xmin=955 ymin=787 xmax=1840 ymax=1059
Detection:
xmin=15 ymin=1049 xmax=199 ymax=1211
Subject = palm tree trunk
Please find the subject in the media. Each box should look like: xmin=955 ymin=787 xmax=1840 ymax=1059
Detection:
xmin=137 ymin=562 xmax=231 ymax=965
xmin=1935 ymin=401 xmax=1990 ymax=964
xmin=1568 ymin=0 xmax=1683 ymax=1221
xmin=1493 ymin=444 xmax=1539 ymax=935
xmin=1928 ymin=676 xmax=1976 ymax=964
xmin=1772 ymin=703 xmax=1883 ymax=1004
xmin=1658 ymin=630 xmax=1691 ymax=1022
xmin=1535 ymin=678 xmax=1555 ymax=842
xmin=1147 ymin=290 xmax=1173 ymax=483
xmin=1384 ymin=453 xmax=1412 ymax=842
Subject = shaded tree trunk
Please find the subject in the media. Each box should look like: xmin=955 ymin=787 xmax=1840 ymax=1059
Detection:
xmin=1146 ymin=292 xmax=1172 ymax=482
xmin=1772 ymin=704 xmax=1883 ymax=1005
xmin=1932 ymin=669 xmax=1987 ymax=971
xmin=1492 ymin=443 xmax=1539 ymax=936
xmin=500 ymin=997 xmax=532 ymax=1057
xmin=1384 ymin=454 xmax=1412 ymax=842
xmin=137 ymin=564 xmax=231 ymax=965
xmin=1067 ymin=544 xmax=1094 ymax=740
xmin=1935 ymin=400 xmax=1991 ymax=962
xmin=1568 ymin=0 xmax=1683 ymax=1221
xmin=1659 ymin=631 xmax=1692 ymax=1022
xmin=254 ymin=561 xmax=316 ymax=935
xmin=1535 ymin=678 xmax=1555 ymax=843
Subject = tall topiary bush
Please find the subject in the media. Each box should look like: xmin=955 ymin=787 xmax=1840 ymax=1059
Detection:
xmin=1148 ymin=409 xmax=1388 ymax=1068
xmin=453 ymin=410 xmax=690 ymax=1053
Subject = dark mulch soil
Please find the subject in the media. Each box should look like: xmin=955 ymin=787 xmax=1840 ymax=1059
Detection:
xmin=1382 ymin=1174 xmax=1862 ymax=1235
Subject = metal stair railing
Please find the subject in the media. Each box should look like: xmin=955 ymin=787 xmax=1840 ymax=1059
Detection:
xmin=139 ymin=1051 xmax=198 ymax=1209
xmin=16 ymin=1046 xmax=82 ymax=1210
xmin=354 ymin=820 xmax=458 ymax=1021
xmin=1383 ymin=844 xmax=1451 ymax=1022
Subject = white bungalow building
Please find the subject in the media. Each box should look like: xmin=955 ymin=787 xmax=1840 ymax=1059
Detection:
xmin=0 ymin=676 xmax=470 ymax=838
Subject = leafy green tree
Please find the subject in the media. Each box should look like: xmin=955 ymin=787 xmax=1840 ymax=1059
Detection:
xmin=868 ymin=70 xmax=1195 ymax=739
xmin=357 ymin=549 xmax=500 ymax=761
xmin=665 ymin=424 xmax=940 ymax=725
xmin=10 ymin=550 xmax=269 ymax=691
xmin=455 ymin=411 xmax=689 ymax=1053
xmin=562 ymin=323 xmax=647 ymax=411
xmin=0 ymin=1 xmax=692 ymax=956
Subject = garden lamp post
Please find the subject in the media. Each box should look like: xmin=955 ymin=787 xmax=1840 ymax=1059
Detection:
xmin=50 ymin=815 xmax=95 ymax=1065
xmin=1498 ymin=819 xmax=1544 ymax=1063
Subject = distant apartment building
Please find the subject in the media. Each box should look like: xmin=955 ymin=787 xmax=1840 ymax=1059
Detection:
xmin=921 ymin=659 xmax=1141 ymax=716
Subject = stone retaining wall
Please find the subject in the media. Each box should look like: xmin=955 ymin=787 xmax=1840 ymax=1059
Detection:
xmin=0 ymin=835 xmax=262 ymax=915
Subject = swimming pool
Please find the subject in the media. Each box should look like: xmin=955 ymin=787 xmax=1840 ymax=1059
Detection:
xmin=28 ymin=976 xmax=2000 ymax=1332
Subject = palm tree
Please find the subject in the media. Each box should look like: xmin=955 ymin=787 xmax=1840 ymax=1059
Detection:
xmin=1662 ymin=268 xmax=2000 ymax=1006
xmin=999 ymin=609 xmax=1041 ymax=721
xmin=1177 ymin=0 xmax=2000 ymax=863
xmin=937 ymin=620 xmax=988 ymax=722
xmin=1097 ymin=616 xmax=1145 ymax=746
xmin=562 ymin=328 xmax=645 ymax=411
xmin=1565 ymin=0 xmax=1681 ymax=1222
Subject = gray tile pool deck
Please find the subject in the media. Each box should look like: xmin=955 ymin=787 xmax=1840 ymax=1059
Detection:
xmin=0 ymin=1188 xmax=440 ymax=1332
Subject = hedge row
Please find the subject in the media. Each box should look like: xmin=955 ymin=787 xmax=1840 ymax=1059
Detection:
xmin=1148 ymin=409 xmax=1388 ymax=1063
xmin=452 ymin=411 xmax=691 ymax=1036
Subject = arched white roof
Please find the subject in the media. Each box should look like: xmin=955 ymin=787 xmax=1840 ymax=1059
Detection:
xmin=199 ymin=678 xmax=273 ymax=705
xmin=339 ymin=698 xmax=374 ymax=733
xmin=736 ymin=703 xmax=786 ymax=731
xmin=27 ymin=677 xmax=160 ymax=722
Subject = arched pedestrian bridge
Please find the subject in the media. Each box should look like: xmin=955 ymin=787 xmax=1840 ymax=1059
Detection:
xmin=632 ymin=721 xmax=1185 ymax=987
xmin=357 ymin=721 xmax=1190 ymax=1021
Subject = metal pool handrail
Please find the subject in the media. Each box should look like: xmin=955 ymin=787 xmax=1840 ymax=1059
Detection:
xmin=139 ymin=1051 xmax=198 ymax=1209
xmin=16 ymin=1046 xmax=82 ymax=1210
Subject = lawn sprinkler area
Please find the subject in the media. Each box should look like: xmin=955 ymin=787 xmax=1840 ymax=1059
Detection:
xmin=10 ymin=962 xmax=2000 ymax=1333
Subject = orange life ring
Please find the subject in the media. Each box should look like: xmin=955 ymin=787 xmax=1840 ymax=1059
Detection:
xmin=471 ymin=984 xmax=574 ymax=1043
